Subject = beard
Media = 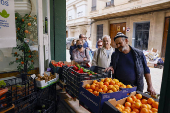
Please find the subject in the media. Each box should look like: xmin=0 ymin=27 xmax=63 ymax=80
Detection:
xmin=118 ymin=46 xmax=127 ymax=52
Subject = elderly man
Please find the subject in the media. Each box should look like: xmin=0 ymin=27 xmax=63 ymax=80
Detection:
xmin=92 ymin=35 xmax=115 ymax=68
xmin=79 ymin=34 xmax=89 ymax=49
xmin=105 ymin=32 xmax=156 ymax=95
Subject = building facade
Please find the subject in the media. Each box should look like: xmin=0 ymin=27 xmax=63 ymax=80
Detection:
xmin=66 ymin=0 xmax=91 ymax=39
xmin=87 ymin=0 xmax=170 ymax=57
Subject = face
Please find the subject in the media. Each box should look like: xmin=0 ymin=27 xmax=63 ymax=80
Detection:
xmin=80 ymin=35 xmax=86 ymax=40
xmin=115 ymin=37 xmax=128 ymax=52
xmin=98 ymin=42 xmax=103 ymax=48
xmin=103 ymin=37 xmax=111 ymax=48
xmin=77 ymin=40 xmax=83 ymax=46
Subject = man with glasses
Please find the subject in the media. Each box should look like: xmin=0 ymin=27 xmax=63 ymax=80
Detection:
xmin=92 ymin=35 xmax=115 ymax=68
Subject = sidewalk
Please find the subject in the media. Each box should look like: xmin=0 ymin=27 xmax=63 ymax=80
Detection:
xmin=144 ymin=67 xmax=163 ymax=94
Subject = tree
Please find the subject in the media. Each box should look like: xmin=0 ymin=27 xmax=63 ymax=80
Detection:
xmin=9 ymin=13 xmax=38 ymax=74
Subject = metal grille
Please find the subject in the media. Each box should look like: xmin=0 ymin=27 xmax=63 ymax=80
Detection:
xmin=97 ymin=24 xmax=103 ymax=41
xmin=135 ymin=22 xmax=150 ymax=50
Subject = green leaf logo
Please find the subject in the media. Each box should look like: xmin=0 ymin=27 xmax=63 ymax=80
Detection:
xmin=0 ymin=9 xmax=10 ymax=18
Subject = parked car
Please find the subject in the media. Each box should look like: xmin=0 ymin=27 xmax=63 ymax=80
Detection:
xmin=66 ymin=37 xmax=77 ymax=49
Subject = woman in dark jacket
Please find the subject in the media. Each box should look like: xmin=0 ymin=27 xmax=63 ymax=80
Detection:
xmin=69 ymin=39 xmax=77 ymax=60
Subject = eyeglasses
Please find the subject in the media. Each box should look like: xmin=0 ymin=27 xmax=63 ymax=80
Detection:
xmin=98 ymin=45 xmax=102 ymax=46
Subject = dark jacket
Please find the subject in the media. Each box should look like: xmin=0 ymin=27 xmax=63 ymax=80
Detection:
xmin=69 ymin=44 xmax=77 ymax=60
xmin=110 ymin=46 xmax=147 ymax=92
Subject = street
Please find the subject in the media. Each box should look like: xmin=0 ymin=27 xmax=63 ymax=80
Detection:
xmin=66 ymin=49 xmax=163 ymax=94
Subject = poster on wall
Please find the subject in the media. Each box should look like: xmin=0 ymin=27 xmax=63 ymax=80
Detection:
xmin=0 ymin=0 xmax=16 ymax=48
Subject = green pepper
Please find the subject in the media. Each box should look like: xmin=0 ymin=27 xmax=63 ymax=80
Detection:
xmin=83 ymin=69 xmax=89 ymax=73
xmin=88 ymin=72 xmax=90 ymax=75
xmin=77 ymin=64 xmax=81 ymax=70
xmin=91 ymin=72 xmax=95 ymax=75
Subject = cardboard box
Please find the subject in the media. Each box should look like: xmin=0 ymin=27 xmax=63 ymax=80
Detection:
xmin=102 ymin=91 xmax=159 ymax=113
xmin=120 ymin=86 xmax=137 ymax=98
xmin=79 ymin=80 xmax=125 ymax=113
xmin=35 ymin=73 xmax=59 ymax=89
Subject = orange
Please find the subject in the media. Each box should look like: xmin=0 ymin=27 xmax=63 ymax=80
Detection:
xmin=141 ymin=104 xmax=148 ymax=109
xmin=131 ymin=103 xmax=136 ymax=110
xmin=122 ymin=111 xmax=128 ymax=113
xmin=141 ymin=99 xmax=148 ymax=104
xmin=133 ymin=108 xmax=139 ymax=113
xmin=114 ymin=85 xmax=119 ymax=90
xmin=147 ymin=104 xmax=152 ymax=110
xmin=98 ymin=88 xmax=103 ymax=93
xmin=95 ymin=84 xmax=99 ymax=88
xmin=126 ymin=85 xmax=133 ymax=88
xmin=125 ymin=102 xmax=131 ymax=107
xmin=28 ymin=15 xmax=31 ymax=17
xmin=116 ymin=104 xmax=122 ymax=108
xmin=108 ymin=85 xmax=114 ymax=90
xmin=95 ymin=87 xmax=99 ymax=91
xmin=99 ymin=84 xmax=104 ymax=89
xmin=152 ymin=102 xmax=158 ymax=109
xmin=107 ymin=90 xmax=113 ymax=93
xmin=136 ymin=99 xmax=141 ymax=103
xmin=116 ymin=107 xmax=122 ymax=112
xmin=121 ymin=105 xmax=125 ymax=111
xmin=127 ymin=97 xmax=133 ymax=103
xmin=93 ymin=91 xmax=98 ymax=96
xmin=125 ymin=107 xmax=131 ymax=111
xmin=28 ymin=23 xmax=31 ymax=26
xmin=134 ymin=102 xmax=141 ymax=109
xmin=147 ymin=98 xmax=155 ymax=105
xmin=131 ymin=96 xmax=137 ymax=102
xmin=140 ymin=108 xmax=149 ymax=113
xmin=90 ymin=85 xmax=95 ymax=90
xmin=131 ymin=112 xmax=137 ymax=113
xmin=136 ymin=94 xmax=142 ymax=100
xmin=17 ymin=27 xmax=20 ymax=30
xmin=116 ymin=82 xmax=120 ymax=86
xmin=111 ymin=87 xmax=117 ymax=92
xmin=25 ymin=30 xmax=29 ymax=33
xmin=124 ymin=109 xmax=131 ymax=113
xmin=109 ymin=80 xmax=116 ymax=85
xmin=87 ymin=89 xmax=93 ymax=93
xmin=103 ymin=87 xmax=108 ymax=93
xmin=105 ymin=78 xmax=111 ymax=83
xmin=85 ymin=84 xmax=90 ymax=89
xmin=93 ymin=80 xmax=98 ymax=84
xmin=151 ymin=108 xmax=158 ymax=112
xmin=22 ymin=19 xmax=24 ymax=22
xmin=104 ymin=82 xmax=109 ymax=86
xmin=101 ymin=79 xmax=105 ymax=82
xmin=149 ymin=110 xmax=153 ymax=113
xmin=99 ymin=82 xmax=104 ymax=85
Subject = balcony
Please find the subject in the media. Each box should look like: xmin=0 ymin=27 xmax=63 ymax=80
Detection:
xmin=106 ymin=1 xmax=114 ymax=7
xmin=91 ymin=6 xmax=96 ymax=11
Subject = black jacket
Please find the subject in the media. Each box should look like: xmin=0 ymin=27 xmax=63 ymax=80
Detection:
xmin=110 ymin=46 xmax=147 ymax=92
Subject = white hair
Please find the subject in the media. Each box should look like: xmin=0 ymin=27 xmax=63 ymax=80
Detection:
xmin=102 ymin=35 xmax=111 ymax=41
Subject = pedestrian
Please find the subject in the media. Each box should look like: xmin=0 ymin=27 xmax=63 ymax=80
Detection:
xmin=72 ymin=39 xmax=90 ymax=66
xmin=69 ymin=39 xmax=77 ymax=60
xmin=96 ymin=38 xmax=101 ymax=48
xmin=87 ymin=37 xmax=92 ymax=49
xmin=92 ymin=35 xmax=115 ymax=68
xmin=79 ymin=34 xmax=89 ymax=49
xmin=105 ymin=32 xmax=156 ymax=95
xmin=97 ymin=40 xmax=103 ymax=49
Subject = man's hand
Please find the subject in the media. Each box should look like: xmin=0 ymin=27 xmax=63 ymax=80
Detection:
xmin=105 ymin=67 xmax=114 ymax=74
xmin=83 ymin=58 xmax=87 ymax=61
xmin=147 ymin=86 xmax=156 ymax=95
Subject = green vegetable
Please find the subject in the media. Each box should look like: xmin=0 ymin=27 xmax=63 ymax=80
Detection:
xmin=83 ymin=69 xmax=89 ymax=73
xmin=38 ymin=110 xmax=41 ymax=113
xmin=0 ymin=80 xmax=6 ymax=88
xmin=91 ymin=72 xmax=95 ymax=75
xmin=42 ymin=104 xmax=45 ymax=108
xmin=77 ymin=64 xmax=81 ymax=70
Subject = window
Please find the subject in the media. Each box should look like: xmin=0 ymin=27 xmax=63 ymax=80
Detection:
xmin=68 ymin=16 xmax=72 ymax=20
xmin=134 ymin=22 xmax=150 ymax=50
xmin=77 ymin=11 xmax=83 ymax=18
xmin=106 ymin=0 xmax=114 ymax=7
xmin=92 ymin=0 xmax=96 ymax=11
xmin=97 ymin=24 xmax=103 ymax=41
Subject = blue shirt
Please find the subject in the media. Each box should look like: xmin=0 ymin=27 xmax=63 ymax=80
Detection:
xmin=83 ymin=41 xmax=89 ymax=48
xmin=114 ymin=50 xmax=150 ymax=85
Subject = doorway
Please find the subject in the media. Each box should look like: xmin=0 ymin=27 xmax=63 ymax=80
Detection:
xmin=161 ymin=17 xmax=170 ymax=58
xmin=110 ymin=22 xmax=126 ymax=48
